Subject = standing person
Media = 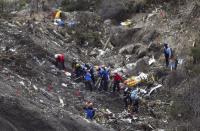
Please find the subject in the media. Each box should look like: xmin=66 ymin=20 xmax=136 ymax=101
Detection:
xmin=101 ymin=67 xmax=109 ymax=91
xmin=130 ymin=88 xmax=140 ymax=113
xmin=163 ymin=43 xmax=172 ymax=67
xmin=84 ymin=71 xmax=93 ymax=91
xmin=112 ymin=72 xmax=123 ymax=92
xmin=85 ymin=63 xmax=96 ymax=85
xmin=55 ymin=53 xmax=66 ymax=70
xmin=97 ymin=66 xmax=104 ymax=91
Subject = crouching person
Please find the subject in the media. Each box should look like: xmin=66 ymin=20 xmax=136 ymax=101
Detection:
xmin=130 ymin=88 xmax=140 ymax=114
xmin=55 ymin=54 xmax=66 ymax=70
xmin=84 ymin=101 xmax=95 ymax=120
xmin=123 ymin=87 xmax=132 ymax=110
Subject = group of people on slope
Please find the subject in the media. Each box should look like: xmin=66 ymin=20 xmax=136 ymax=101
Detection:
xmin=53 ymin=43 xmax=179 ymax=120
xmin=71 ymin=59 xmax=123 ymax=93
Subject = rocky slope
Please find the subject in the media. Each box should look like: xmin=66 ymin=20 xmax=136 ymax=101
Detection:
xmin=0 ymin=0 xmax=200 ymax=131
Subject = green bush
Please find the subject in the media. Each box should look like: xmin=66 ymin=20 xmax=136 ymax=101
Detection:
xmin=191 ymin=47 xmax=200 ymax=59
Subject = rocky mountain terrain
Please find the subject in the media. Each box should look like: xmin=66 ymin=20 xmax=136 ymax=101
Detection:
xmin=0 ymin=0 xmax=200 ymax=131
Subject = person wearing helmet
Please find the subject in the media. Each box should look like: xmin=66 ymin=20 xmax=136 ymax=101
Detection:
xmin=55 ymin=53 xmax=65 ymax=70
xmin=74 ymin=63 xmax=82 ymax=77
xmin=99 ymin=67 xmax=109 ymax=91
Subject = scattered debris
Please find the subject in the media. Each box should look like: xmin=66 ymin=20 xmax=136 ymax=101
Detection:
xmin=59 ymin=96 xmax=65 ymax=107
xmin=61 ymin=83 xmax=68 ymax=87
xmin=149 ymin=56 xmax=156 ymax=65
xmin=146 ymin=84 xmax=162 ymax=96
xmin=120 ymin=19 xmax=133 ymax=27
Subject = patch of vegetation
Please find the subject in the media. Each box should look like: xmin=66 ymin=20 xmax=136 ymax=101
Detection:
xmin=19 ymin=0 xmax=27 ymax=10
xmin=170 ymin=97 xmax=193 ymax=120
xmin=191 ymin=47 xmax=200 ymax=62
xmin=61 ymin=0 xmax=101 ymax=12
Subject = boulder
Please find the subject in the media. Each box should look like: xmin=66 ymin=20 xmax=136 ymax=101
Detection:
xmin=136 ymin=45 xmax=148 ymax=58
xmin=97 ymin=0 xmax=148 ymax=20
xmin=142 ymin=30 xmax=159 ymax=44
xmin=97 ymin=0 xmax=127 ymax=20
xmin=61 ymin=0 xmax=99 ymax=11
xmin=110 ymin=26 xmax=141 ymax=47
xmin=134 ymin=57 xmax=149 ymax=74
xmin=119 ymin=44 xmax=135 ymax=54
xmin=148 ymin=42 xmax=162 ymax=52
xmin=119 ymin=43 xmax=148 ymax=58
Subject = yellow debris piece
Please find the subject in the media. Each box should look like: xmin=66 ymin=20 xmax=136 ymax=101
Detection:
xmin=120 ymin=19 xmax=132 ymax=27
xmin=55 ymin=10 xmax=62 ymax=19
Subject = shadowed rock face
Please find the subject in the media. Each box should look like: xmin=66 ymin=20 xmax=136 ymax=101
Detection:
xmin=0 ymin=117 xmax=18 ymax=131
xmin=0 ymin=95 xmax=110 ymax=131
xmin=0 ymin=96 xmax=55 ymax=131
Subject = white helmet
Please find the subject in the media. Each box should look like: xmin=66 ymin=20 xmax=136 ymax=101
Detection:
xmin=54 ymin=54 xmax=59 ymax=58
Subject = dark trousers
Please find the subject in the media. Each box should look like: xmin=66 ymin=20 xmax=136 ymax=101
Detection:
xmin=91 ymin=74 xmax=95 ymax=84
xmin=175 ymin=59 xmax=178 ymax=70
xmin=56 ymin=61 xmax=65 ymax=70
xmin=99 ymin=78 xmax=108 ymax=91
xmin=113 ymin=80 xmax=120 ymax=92
xmin=123 ymin=95 xmax=132 ymax=109
xmin=165 ymin=56 xmax=169 ymax=67
xmin=103 ymin=79 xmax=108 ymax=91
xmin=75 ymin=68 xmax=84 ymax=77
xmin=132 ymin=99 xmax=139 ymax=113
xmin=85 ymin=81 xmax=93 ymax=91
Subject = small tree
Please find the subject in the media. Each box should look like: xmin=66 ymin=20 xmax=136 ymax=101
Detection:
xmin=191 ymin=47 xmax=200 ymax=64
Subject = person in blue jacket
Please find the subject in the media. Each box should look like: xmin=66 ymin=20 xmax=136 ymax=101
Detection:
xmin=98 ymin=67 xmax=109 ymax=91
xmin=84 ymin=71 xmax=93 ymax=91
xmin=163 ymin=43 xmax=172 ymax=67
xmin=85 ymin=108 xmax=95 ymax=120
xmin=84 ymin=101 xmax=95 ymax=120
xmin=85 ymin=63 xmax=95 ymax=84
xmin=102 ymin=67 xmax=110 ymax=91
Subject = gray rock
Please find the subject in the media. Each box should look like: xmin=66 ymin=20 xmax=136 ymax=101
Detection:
xmin=136 ymin=45 xmax=148 ymax=58
xmin=110 ymin=26 xmax=141 ymax=47
xmin=98 ymin=0 xmax=127 ymax=20
xmin=148 ymin=42 xmax=162 ymax=52
xmin=134 ymin=57 xmax=149 ymax=74
xmin=142 ymin=30 xmax=159 ymax=44
xmin=119 ymin=44 xmax=135 ymax=54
